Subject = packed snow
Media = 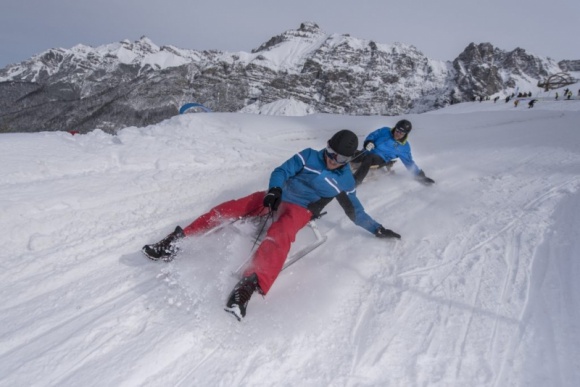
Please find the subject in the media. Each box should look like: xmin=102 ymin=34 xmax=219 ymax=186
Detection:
xmin=1 ymin=96 xmax=580 ymax=386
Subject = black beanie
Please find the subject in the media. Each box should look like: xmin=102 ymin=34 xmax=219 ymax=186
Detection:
xmin=328 ymin=130 xmax=358 ymax=156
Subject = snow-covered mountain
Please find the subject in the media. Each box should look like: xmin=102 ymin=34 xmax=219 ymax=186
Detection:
xmin=0 ymin=22 xmax=572 ymax=133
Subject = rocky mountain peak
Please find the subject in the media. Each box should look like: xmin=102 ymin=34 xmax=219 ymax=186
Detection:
xmin=0 ymin=23 xmax=576 ymax=134
xmin=252 ymin=22 xmax=326 ymax=53
xmin=297 ymin=21 xmax=320 ymax=33
xmin=452 ymin=42 xmax=561 ymax=100
xmin=457 ymin=42 xmax=496 ymax=63
xmin=133 ymin=36 xmax=160 ymax=54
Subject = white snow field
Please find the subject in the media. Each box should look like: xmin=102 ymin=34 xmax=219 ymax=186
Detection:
xmin=1 ymin=97 xmax=580 ymax=386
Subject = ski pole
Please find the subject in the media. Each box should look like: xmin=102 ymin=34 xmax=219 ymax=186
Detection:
xmin=249 ymin=209 xmax=274 ymax=251
xmin=348 ymin=148 xmax=369 ymax=164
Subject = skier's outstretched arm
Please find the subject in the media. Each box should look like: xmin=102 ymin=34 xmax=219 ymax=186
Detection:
xmin=335 ymin=191 xmax=401 ymax=239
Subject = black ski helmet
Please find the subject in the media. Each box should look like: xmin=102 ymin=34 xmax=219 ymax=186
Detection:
xmin=394 ymin=119 xmax=412 ymax=134
xmin=328 ymin=129 xmax=358 ymax=156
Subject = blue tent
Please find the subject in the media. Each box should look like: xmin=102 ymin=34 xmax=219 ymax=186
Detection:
xmin=179 ymin=103 xmax=212 ymax=114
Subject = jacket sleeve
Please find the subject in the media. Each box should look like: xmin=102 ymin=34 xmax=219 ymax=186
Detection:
xmin=307 ymin=197 xmax=334 ymax=219
xmin=398 ymin=144 xmax=420 ymax=175
xmin=335 ymin=191 xmax=381 ymax=234
xmin=268 ymin=149 xmax=307 ymax=189
xmin=365 ymin=127 xmax=389 ymax=144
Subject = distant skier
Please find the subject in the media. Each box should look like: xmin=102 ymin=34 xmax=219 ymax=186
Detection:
xmin=142 ymin=130 xmax=401 ymax=321
xmin=352 ymin=120 xmax=435 ymax=186
xmin=528 ymin=99 xmax=538 ymax=108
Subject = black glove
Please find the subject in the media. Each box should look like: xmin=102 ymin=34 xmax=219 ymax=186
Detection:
xmin=263 ymin=187 xmax=282 ymax=211
xmin=375 ymin=226 xmax=401 ymax=239
xmin=416 ymin=170 xmax=435 ymax=185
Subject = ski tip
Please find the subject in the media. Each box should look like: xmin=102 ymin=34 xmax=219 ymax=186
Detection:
xmin=224 ymin=307 xmax=243 ymax=322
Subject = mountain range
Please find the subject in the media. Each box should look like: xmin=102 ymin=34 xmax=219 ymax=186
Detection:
xmin=0 ymin=21 xmax=578 ymax=133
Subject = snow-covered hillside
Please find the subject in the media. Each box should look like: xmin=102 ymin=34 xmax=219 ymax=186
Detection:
xmin=1 ymin=97 xmax=580 ymax=386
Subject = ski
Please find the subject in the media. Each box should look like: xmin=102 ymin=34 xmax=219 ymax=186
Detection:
xmin=281 ymin=221 xmax=327 ymax=271
xmin=232 ymin=220 xmax=327 ymax=277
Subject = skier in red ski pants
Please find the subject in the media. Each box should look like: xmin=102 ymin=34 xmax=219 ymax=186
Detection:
xmin=142 ymin=130 xmax=401 ymax=321
xmin=182 ymin=191 xmax=312 ymax=294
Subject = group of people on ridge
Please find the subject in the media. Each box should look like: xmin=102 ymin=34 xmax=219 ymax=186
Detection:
xmin=142 ymin=119 xmax=434 ymax=321
xmin=555 ymin=89 xmax=575 ymax=100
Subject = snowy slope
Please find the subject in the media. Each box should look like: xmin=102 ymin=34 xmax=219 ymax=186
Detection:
xmin=1 ymin=99 xmax=580 ymax=386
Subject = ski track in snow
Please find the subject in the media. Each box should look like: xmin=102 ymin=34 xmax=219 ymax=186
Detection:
xmin=1 ymin=103 xmax=580 ymax=386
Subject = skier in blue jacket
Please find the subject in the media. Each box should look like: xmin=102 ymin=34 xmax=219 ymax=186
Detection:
xmin=142 ymin=129 xmax=400 ymax=321
xmin=353 ymin=119 xmax=435 ymax=186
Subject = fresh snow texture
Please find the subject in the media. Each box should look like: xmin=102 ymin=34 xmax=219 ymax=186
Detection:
xmin=1 ymin=99 xmax=580 ymax=386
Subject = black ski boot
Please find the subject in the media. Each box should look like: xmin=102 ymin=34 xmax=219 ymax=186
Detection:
xmin=225 ymin=273 xmax=260 ymax=321
xmin=142 ymin=226 xmax=185 ymax=262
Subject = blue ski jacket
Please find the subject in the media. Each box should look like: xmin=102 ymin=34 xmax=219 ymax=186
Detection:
xmin=268 ymin=148 xmax=381 ymax=234
xmin=365 ymin=127 xmax=420 ymax=175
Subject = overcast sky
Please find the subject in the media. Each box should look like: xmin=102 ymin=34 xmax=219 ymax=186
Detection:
xmin=2 ymin=0 xmax=579 ymax=68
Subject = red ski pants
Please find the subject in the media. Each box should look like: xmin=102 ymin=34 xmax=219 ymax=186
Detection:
xmin=182 ymin=191 xmax=312 ymax=294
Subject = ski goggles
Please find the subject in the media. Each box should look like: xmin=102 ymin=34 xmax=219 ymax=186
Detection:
xmin=325 ymin=147 xmax=352 ymax=164
xmin=394 ymin=126 xmax=410 ymax=134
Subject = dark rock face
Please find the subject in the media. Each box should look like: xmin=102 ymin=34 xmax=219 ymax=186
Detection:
xmin=0 ymin=24 xmax=570 ymax=133
xmin=558 ymin=60 xmax=580 ymax=72
xmin=451 ymin=43 xmax=562 ymax=101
